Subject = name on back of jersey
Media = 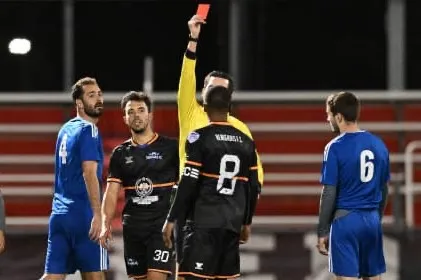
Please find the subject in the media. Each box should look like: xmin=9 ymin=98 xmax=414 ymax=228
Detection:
xmin=215 ymin=134 xmax=243 ymax=143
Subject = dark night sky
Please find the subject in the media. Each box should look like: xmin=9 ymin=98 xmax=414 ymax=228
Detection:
xmin=0 ymin=0 xmax=418 ymax=92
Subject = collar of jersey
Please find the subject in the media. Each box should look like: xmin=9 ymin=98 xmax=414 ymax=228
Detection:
xmin=210 ymin=122 xmax=232 ymax=126
xmin=130 ymin=133 xmax=159 ymax=148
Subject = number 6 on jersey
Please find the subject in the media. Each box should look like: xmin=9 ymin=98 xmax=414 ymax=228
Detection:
xmin=217 ymin=154 xmax=240 ymax=195
xmin=360 ymin=149 xmax=374 ymax=182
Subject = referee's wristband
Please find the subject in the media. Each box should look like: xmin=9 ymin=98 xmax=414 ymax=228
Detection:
xmin=185 ymin=49 xmax=196 ymax=60
xmin=188 ymin=34 xmax=198 ymax=42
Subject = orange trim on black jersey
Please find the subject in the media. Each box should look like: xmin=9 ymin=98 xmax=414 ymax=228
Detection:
xmin=147 ymin=268 xmax=172 ymax=274
xmin=128 ymin=274 xmax=147 ymax=279
xmin=215 ymin=274 xmax=241 ymax=279
xmin=107 ymin=178 xmax=122 ymax=184
xmin=130 ymin=133 xmax=159 ymax=146
xmin=186 ymin=160 xmax=202 ymax=167
xmin=178 ymin=272 xmax=215 ymax=279
xmin=249 ymin=166 xmax=258 ymax=170
xmin=123 ymin=181 xmax=176 ymax=190
xmin=210 ymin=122 xmax=232 ymax=126
xmin=200 ymin=172 xmax=249 ymax=182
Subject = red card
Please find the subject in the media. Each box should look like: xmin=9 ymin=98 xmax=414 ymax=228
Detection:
xmin=196 ymin=4 xmax=210 ymax=20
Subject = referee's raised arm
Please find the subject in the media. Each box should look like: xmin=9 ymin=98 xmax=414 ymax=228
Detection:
xmin=177 ymin=15 xmax=205 ymax=131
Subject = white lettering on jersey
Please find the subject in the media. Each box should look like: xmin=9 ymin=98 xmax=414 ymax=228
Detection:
xmin=215 ymin=134 xmax=243 ymax=143
xmin=183 ymin=166 xmax=200 ymax=179
xmin=145 ymin=152 xmax=163 ymax=160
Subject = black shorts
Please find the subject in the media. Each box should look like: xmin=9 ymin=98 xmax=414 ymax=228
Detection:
xmin=123 ymin=225 xmax=174 ymax=278
xmin=179 ymin=228 xmax=240 ymax=279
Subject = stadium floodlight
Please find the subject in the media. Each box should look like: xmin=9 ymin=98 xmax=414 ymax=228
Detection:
xmin=8 ymin=38 xmax=31 ymax=55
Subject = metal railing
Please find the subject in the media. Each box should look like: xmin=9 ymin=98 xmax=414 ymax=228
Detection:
xmin=404 ymin=141 xmax=421 ymax=228
xmin=2 ymin=91 xmax=421 ymax=227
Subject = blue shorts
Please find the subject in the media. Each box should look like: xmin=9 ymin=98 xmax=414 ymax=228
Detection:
xmin=329 ymin=210 xmax=386 ymax=278
xmin=44 ymin=213 xmax=109 ymax=274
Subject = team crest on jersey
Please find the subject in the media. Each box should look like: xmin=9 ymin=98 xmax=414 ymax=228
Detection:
xmin=187 ymin=131 xmax=200 ymax=143
xmin=135 ymin=177 xmax=153 ymax=198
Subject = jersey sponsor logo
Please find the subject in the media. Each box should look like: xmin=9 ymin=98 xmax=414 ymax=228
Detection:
xmin=133 ymin=177 xmax=158 ymax=205
xmin=183 ymin=166 xmax=200 ymax=179
xmin=187 ymin=131 xmax=200 ymax=143
xmin=145 ymin=152 xmax=163 ymax=160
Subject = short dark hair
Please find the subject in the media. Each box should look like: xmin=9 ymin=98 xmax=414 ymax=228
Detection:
xmin=71 ymin=77 xmax=97 ymax=101
xmin=328 ymin=91 xmax=360 ymax=122
xmin=204 ymin=86 xmax=232 ymax=111
xmin=120 ymin=91 xmax=153 ymax=113
xmin=205 ymin=71 xmax=234 ymax=94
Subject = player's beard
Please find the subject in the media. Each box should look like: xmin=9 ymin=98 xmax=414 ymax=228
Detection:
xmin=83 ymin=101 xmax=103 ymax=118
xmin=131 ymin=118 xmax=150 ymax=134
xmin=330 ymin=120 xmax=340 ymax=134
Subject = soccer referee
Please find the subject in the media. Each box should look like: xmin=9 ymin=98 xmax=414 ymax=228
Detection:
xmin=173 ymin=14 xmax=264 ymax=280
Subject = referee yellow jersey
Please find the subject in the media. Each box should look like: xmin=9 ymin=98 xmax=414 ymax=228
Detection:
xmin=177 ymin=55 xmax=264 ymax=187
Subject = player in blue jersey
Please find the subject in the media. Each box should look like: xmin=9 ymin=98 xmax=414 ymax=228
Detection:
xmin=41 ymin=77 xmax=108 ymax=280
xmin=317 ymin=91 xmax=389 ymax=280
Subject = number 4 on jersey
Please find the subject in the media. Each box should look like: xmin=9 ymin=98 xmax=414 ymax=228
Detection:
xmin=360 ymin=149 xmax=374 ymax=182
xmin=59 ymin=133 xmax=68 ymax=164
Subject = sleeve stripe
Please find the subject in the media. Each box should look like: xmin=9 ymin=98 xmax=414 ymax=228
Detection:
xmin=200 ymin=172 xmax=249 ymax=182
xmin=107 ymin=178 xmax=122 ymax=183
xmin=249 ymin=166 xmax=258 ymax=170
xmin=186 ymin=160 xmax=202 ymax=167
xmin=323 ymin=141 xmax=334 ymax=162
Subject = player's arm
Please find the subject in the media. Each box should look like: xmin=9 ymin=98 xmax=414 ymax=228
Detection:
xmin=170 ymin=142 xmax=181 ymax=205
xmin=102 ymin=147 xmax=123 ymax=228
xmin=163 ymin=132 xmax=202 ymax=248
xmin=0 ymin=190 xmax=4 ymax=253
xmin=244 ymin=143 xmax=260 ymax=226
xmin=167 ymin=134 xmax=202 ymax=223
xmin=0 ymin=191 xmax=5 ymax=231
xmin=317 ymin=143 xmax=339 ymax=238
xmin=379 ymin=152 xmax=391 ymax=220
xmin=177 ymin=16 xmax=204 ymax=131
xmin=80 ymin=125 xmax=102 ymax=216
xmin=230 ymin=117 xmax=264 ymax=188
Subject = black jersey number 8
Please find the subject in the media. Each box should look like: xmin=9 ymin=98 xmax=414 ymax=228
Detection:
xmin=217 ymin=154 xmax=240 ymax=195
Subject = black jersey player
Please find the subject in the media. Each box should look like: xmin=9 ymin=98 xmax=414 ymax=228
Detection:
xmin=100 ymin=91 xmax=178 ymax=280
xmin=162 ymin=86 xmax=260 ymax=280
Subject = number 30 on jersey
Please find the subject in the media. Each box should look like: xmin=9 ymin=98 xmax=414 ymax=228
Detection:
xmin=360 ymin=149 xmax=374 ymax=182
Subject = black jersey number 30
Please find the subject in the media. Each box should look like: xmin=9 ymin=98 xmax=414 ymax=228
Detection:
xmin=217 ymin=154 xmax=240 ymax=196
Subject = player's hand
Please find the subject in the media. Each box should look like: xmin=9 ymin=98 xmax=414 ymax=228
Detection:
xmin=240 ymin=225 xmax=251 ymax=244
xmin=162 ymin=220 xmax=174 ymax=249
xmin=0 ymin=230 xmax=5 ymax=254
xmin=316 ymin=236 xmax=329 ymax=256
xmin=89 ymin=213 xmax=102 ymax=241
xmin=188 ymin=15 xmax=206 ymax=39
xmin=99 ymin=222 xmax=113 ymax=249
